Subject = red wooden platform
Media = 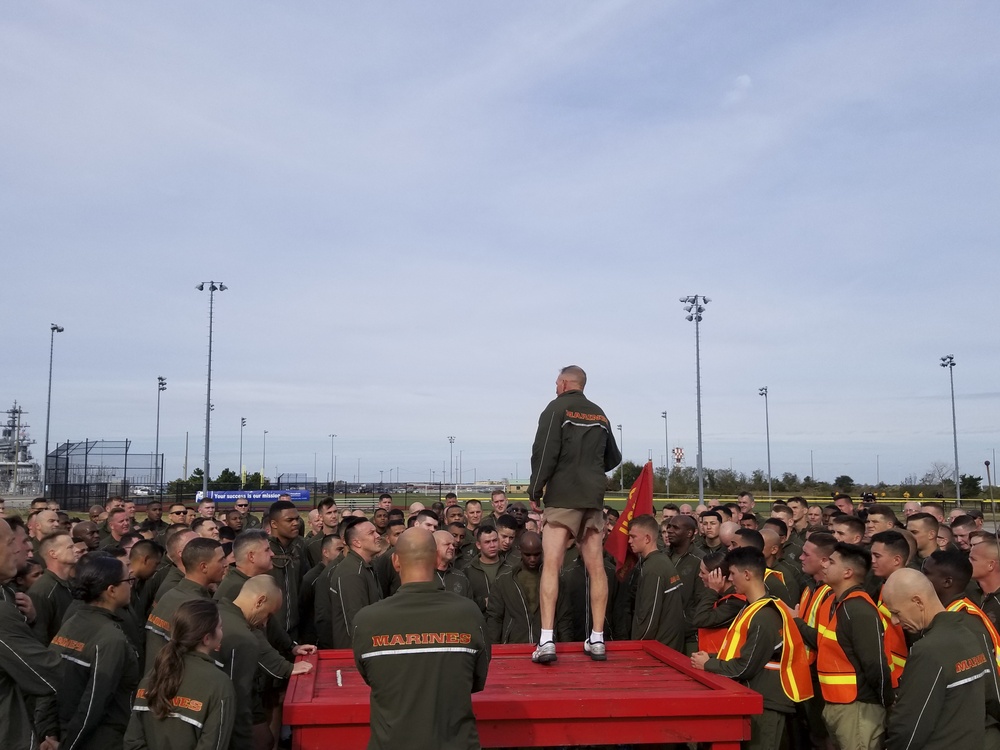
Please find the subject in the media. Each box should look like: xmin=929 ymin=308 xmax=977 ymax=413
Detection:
xmin=284 ymin=641 xmax=762 ymax=748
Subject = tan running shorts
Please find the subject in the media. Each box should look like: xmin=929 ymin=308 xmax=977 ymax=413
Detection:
xmin=543 ymin=507 xmax=604 ymax=539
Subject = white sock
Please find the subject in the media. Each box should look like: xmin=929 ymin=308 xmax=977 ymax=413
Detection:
xmin=540 ymin=629 xmax=554 ymax=645
xmin=590 ymin=630 xmax=604 ymax=644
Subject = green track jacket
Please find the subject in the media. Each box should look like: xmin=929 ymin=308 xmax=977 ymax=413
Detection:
xmin=352 ymin=581 xmax=490 ymax=750
xmin=528 ymin=389 xmax=621 ymax=509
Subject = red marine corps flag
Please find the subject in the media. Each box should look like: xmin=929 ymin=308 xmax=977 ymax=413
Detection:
xmin=604 ymin=460 xmax=655 ymax=578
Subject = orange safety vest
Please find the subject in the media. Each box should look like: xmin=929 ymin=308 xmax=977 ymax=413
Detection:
xmin=717 ymin=596 xmax=814 ymax=703
xmin=876 ymin=595 xmax=908 ymax=688
xmin=698 ymin=592 xmax=747 ymax=653
xmin=816 ymin=589 xmax=880 ymax=703
xmin=947 ymin=597 xmax=1000 ymax=667
xmin=799 ymin=583 xmax=833 ymax=665
xmin=765 ymin=568 xmax=785 ymax=585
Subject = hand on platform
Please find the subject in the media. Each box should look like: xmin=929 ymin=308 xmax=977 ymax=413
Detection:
xmin=691 ymin=651 xmax=709 ymax=671
xmin=292 ymin=644 xmax=318 ymax=656
xmin=14 ymin=592 xmax=36 ymax=623
xmin=704 ymin=569 xmax=728 ymax=594
xmin=291 ymin=661 xmax=314 ymax=676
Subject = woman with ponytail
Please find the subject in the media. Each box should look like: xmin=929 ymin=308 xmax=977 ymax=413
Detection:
xmin=124 ymin=599 xmax=235 ymax=750
xmin=40 ymin=550 xmax=140 ymax=750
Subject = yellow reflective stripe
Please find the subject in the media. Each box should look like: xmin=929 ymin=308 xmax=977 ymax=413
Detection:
xmin=777 ymin=609 xmax=807 ymax=702
xmin=818 ymin=674 xmax=857 ymax=685
xmin=718 ymin=598 xmax=767 ymax=660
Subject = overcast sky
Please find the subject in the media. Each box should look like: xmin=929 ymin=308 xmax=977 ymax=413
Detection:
xmin=4 ymin=2 xmax=999 ymax=490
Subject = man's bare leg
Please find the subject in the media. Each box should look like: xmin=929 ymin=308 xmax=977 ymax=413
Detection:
xmin=539 ymin=523 xmax=570 ymax=631
xmin=578 ymin=527 xmax=608 ymax=636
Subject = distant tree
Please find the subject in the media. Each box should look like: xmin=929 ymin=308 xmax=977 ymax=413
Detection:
xmin=242 ymin=471 xmax=265 ymax=490
xmin=780 ymin=472 xmax=801 ymax=492
xmin=833 ymin=475 xmax=855 ymax=492
xmin=706 ymin=468 xmax=744 ymax=496
xmin=750 ymin=469 xmax=768 ymax=490
xmin=960 ymin=474 xmax=983 ymax=499
xmin=211 ymin=468 xmax=241 ymax=491
xmin=609 ymin=461 xmax=644 ymax=491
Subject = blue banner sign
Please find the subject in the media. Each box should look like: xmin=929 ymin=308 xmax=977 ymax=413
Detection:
xmin=197 ymin=489 xmax=311 ymax=503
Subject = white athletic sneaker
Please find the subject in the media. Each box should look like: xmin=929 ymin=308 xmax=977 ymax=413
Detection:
xmin=584 ymin=639 xmax=607 ymax=661
xmin=531 ymin=641 xmax=557 ymax=664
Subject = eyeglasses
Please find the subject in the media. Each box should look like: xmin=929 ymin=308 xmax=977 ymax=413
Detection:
xmin=235 ymin=504 xmax=249 ymax=508
xmin=169 ymin=511 xmax=187 ymax=516
xmin=117 ymin=576 xmax=137 ymax=586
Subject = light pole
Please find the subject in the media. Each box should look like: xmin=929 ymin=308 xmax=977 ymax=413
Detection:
xmin=43 ymin=323 xmax=64 ymax=495
xmin=940 ymin=355 xmax=961 ymax=504
xmin=759 ymin=386 xmax=772 ymax=499
xmin=262 ymin=430 xmax=268 ymax=489
xmin=681 ymin=294 xmax=710 ymax=504
xmin=155 ymin=377 xmax=167 ymax=499
xmin=448 ymin=436 xmax=456 ymax=486
xmin=196 ymin=281 xmax=227 ymax=496
xmin=239 ymin=417 xmax=246 ymax=488
xmin=660 ymin=411 xmax=670 ymax=497
xmin=329 ymin=434 xmax=337 ymax=492
xmin=617 ymin=424 xmax=624 ymax=490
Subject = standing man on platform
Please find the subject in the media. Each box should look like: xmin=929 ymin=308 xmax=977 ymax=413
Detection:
xmin=528 ymin=365 xmax=621 ymax=664
xmin=353 ymin=528 xmax=490 ymax=750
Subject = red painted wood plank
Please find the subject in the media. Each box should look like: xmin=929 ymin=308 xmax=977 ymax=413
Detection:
xmin=285 ymin=641 xmax=762 ymax=749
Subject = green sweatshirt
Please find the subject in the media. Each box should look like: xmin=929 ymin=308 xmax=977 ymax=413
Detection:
xmin=43 ymin=604 xmax=141 ymax=750
xmin=528 ymin=389 xmax=621 ymax=509
xmin=0 ymin=595 xmax=61 ymax=750
xmin=124 ymin=651 xmax=235 ymax=750
xmin=28 ymin=570 xmax=74 ymax=645
xmin=144 ymin=578 xmax=212 ymax=673
xmin=323 ymin=550 xmax=381 ymax=649
xmin=352 ymin=581 xmax=490 ymax=750
xmin=886 ymin=611 xmax=1000 ymax=749
xmin=631 ymin=550 xmax=685 ymax=651
xmin=485 ymin=563 xmax=573 ymax=644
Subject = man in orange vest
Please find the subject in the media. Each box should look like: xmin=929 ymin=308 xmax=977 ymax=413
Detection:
xmin=923 ymin=549 xmax=1000 ymax=661
xmin=797 ymin=542 xmax=891 ymax=750
xmin=693 ymin=547 xmax=812 ymax=750
xmin=796 ymin=532 xmax=837 ymax=750
xmin=882 ymin=568 xmax=1000 ymax=750
xmin=870 ymin=530 xmax=910 ymax=688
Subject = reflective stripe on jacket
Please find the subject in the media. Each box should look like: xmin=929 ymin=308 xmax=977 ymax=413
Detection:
xmin=947 ymin=597 xmax=1000 ymax=667
xmin=718 ymin=596 xmax=813 ymax=703
xmin=698 ymin=592 xmax=747 ymax=653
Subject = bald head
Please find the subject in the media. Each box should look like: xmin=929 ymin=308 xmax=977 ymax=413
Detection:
xmin=671 ymin=514 xmax=697 ymax=532
xmin=233 ymin=574 xmax=282 ymax=627
xmin=760 ymin=528 xmax=781 ymax=558
xmin=238 ymin=573 xmax=281 ymax=600
xmin=72 ymin=521 xmax=98 ymax=541
xmin=720 ymin=521 xmax=740 ymax=547
xmin=393 ymin=528 xmax=437 ymax=583
xmin=882 ymin=568 xmax=944 ymax=633
xmin=520 ymin=531 xmax=542 ymax=555
xmin=558 ymin=365 xmax=587 ymax=389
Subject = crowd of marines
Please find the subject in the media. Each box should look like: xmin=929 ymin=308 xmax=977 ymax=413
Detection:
xmin=1 ymin=487 xmax=997 ymax=750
